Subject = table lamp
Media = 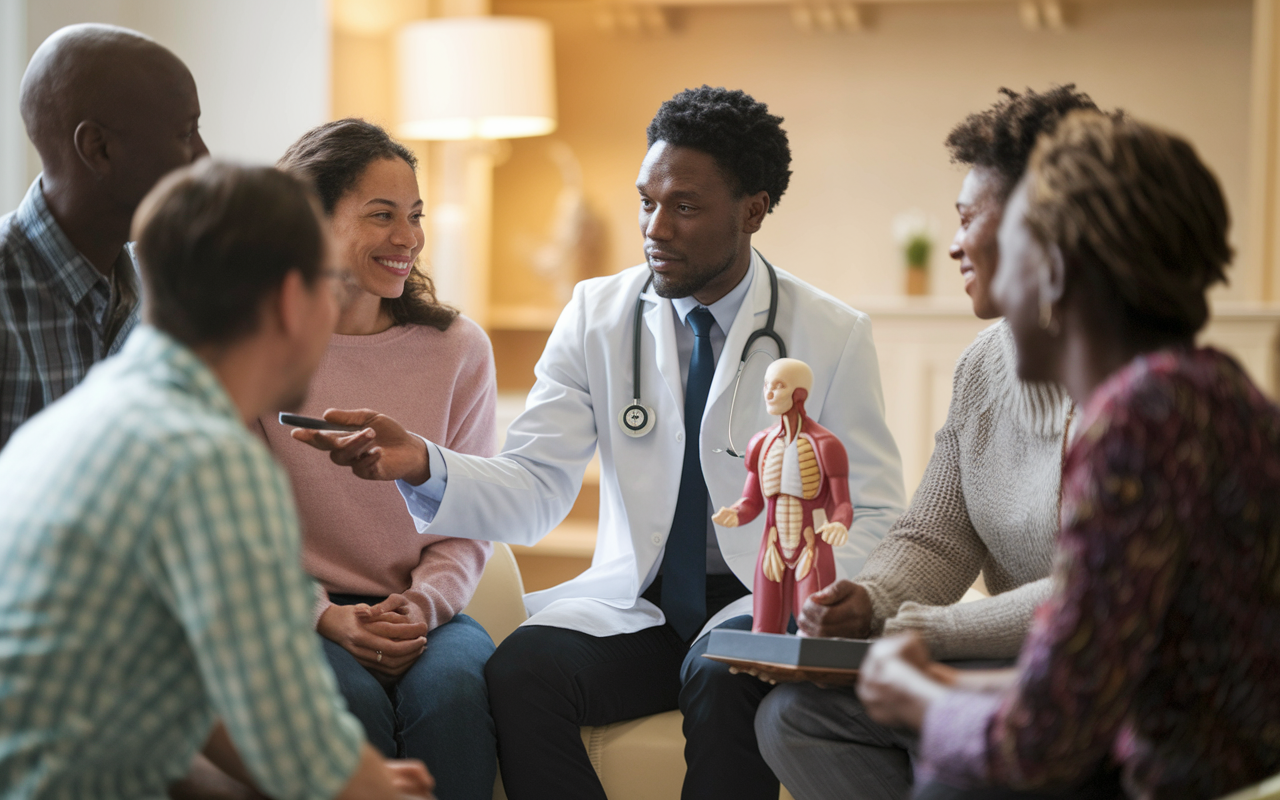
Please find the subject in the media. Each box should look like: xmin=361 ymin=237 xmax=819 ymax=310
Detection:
xmin=397 ymin=15 xmax=558 ymax=325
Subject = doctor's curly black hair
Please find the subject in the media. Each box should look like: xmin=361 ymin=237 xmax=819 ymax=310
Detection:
xmin=945 ymin=84 xmax=1116 ymax=199
xmin=646 ymin=86 xmax=791 ymax=213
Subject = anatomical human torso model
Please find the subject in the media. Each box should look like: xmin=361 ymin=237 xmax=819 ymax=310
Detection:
xmin=713 ymin=359 xmax=853 ymax=634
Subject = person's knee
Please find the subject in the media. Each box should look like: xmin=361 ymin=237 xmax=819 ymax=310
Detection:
xmin=679 ymin=618 xmax=763 ymax=717
xmin=434 ymin=652 xmax=489 ymax=703
xmin=398 ymin=629 xmax=494 ymax=724
xmin=435 ymin=614 xmax=496 ymax=659
xmin=485 ymin=628 xmax=532 ymax=687
xmin=679 ymin=653 xmax=758 ymax=722
xmin=321 ymin=638 xmax=389 ymax=707
xmin=680 ymin=653 xmax=728 ymax=697
xmin=755 ymin=684 xmax=806 ymax=758
xmin=321 ymin=637 xmax=397 ymax=755
xmin=484 ymin=627 xmax=570 ymax=711
xmin=422 ymin=616 xmax=493 ymax=686
xmin=760 ymin=682 xmax=909 ymax=752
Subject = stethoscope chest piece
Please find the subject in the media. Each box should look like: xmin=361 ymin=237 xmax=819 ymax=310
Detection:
xmin=619 ymin=402 xmax=655 ymax=438
xmin=620 ymin=248 xmax=785 ymax=444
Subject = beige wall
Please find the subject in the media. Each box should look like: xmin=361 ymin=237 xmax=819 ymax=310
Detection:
xmin=489 ymin=0 xmax=1255 ymax=311
xmin=0 ymin=0 xmax=26 ymax=211
xmin=13 ymin=0 xmax=329 ymax=183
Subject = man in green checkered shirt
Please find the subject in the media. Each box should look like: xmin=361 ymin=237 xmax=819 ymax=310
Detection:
xmin=0 ymin=161 xmax=434 ymax=799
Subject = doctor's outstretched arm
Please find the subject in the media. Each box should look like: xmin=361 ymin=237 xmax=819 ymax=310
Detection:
xmin=294 ymin=279 xmax=602 ymax=548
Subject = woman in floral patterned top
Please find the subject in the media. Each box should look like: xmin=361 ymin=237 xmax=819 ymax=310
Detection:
xmin=854 ymin=111 xmax=1280 ymax=800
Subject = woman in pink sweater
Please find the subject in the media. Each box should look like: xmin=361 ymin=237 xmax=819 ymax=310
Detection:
xmin=263 ymin=119 xmax=498 ymax=800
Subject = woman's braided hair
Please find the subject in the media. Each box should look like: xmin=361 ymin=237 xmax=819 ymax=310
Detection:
xmin=1023 ymin=110 xmax=1232 ymax=336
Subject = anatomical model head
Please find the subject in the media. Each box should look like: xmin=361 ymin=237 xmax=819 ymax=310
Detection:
xmin=763 ymin=358 xmax=813 ymax=416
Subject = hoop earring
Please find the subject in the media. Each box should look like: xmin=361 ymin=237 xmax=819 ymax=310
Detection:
xmin=1038 ymin=297 xmax=1060 ymax=336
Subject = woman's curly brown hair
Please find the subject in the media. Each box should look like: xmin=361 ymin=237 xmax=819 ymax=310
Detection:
xmin=946 ymin=85 xmax=1111 ymax=199
xmin=278 ymin=118 xmax=457 ymax=332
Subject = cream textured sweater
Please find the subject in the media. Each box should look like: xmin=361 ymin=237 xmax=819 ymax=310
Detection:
xmin=856 ymin=321 xmax=1071 ymax=660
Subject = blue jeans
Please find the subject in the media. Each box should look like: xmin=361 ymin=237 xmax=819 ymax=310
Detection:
xmin=322 ymin=612 xmax=497 ymax=800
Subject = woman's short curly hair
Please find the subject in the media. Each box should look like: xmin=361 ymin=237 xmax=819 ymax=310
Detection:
xmin=1024 ymin=110 xmax=1231 ymax=336
xmin=946 ymin=85 xmax=1107 ymax=198
xmin=646 ymin=86 xmax=791 ymax=213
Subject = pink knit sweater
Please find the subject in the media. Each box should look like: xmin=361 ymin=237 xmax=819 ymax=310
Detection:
xmin=259 ymin=317 xmax=498 ymax=632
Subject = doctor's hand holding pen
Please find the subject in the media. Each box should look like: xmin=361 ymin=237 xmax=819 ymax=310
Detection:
xmin=291 ymin=408 xmax=432 ymax=485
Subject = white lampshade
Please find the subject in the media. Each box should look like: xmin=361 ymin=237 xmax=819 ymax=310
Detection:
xmin=397 ymin=16 xmax=557 ymax=141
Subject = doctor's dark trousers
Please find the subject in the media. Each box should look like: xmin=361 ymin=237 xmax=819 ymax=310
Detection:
xmin=484 ymin=574 xmax=781 ymax=800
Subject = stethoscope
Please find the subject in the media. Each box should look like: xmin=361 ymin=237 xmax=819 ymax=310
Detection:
xmin=619 ymin=250 xmax=786 ymax=458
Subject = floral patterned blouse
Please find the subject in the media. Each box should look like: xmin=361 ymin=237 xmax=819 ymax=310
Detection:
xmin=918 ymin=347 xmax=1280 ymax=799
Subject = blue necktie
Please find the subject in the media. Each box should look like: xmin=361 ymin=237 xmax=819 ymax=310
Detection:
xmin=661 ymin=307 xmax=715 ymax=640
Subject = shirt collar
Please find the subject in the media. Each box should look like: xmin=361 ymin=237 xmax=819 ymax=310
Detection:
xmin=15 ymin=176 xmax=121 ymax=306
xmin=119 ymin=325 xmax=242 ymax=424
xmin=671 ymin=253 xmax=757 ymax=335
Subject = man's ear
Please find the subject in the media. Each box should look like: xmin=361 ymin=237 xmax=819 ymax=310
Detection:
xmin=1044 ymin=243 xmax=1067 ymax=307
xmin=275 ymin=269 xmax=310 ymax=340
xmin=72 ymin=120 xmax=112 ymax=178
xmin=791 ymin=387 xmax=808 ymax=406
xmin=742 ymin=191 xmax=770 ymax=234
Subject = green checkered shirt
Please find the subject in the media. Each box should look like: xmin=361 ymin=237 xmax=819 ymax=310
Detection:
xmin=0 ymin=326 xmax=364 ymax=799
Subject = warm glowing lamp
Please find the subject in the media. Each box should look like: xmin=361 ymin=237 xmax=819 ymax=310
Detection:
xmin=394 ymin=15 xmax=558 ymax=327
xmin=397 ymin=17 xmax=557 ymax=141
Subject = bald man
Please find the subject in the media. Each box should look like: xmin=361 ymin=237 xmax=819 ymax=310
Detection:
xmin=0 ymin=23 xmax=208 ymax=449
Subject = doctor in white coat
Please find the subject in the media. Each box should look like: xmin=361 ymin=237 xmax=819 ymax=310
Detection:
xmin=298 ymin=87 xmax=905 ymax=800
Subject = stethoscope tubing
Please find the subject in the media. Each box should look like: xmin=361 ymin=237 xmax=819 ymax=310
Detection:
xmin=627 ymin=250 xmax=787 ymax=450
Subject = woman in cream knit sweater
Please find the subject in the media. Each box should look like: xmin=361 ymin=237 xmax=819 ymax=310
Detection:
xmin=755 ymin=86 xmax=1105 ymax=800
xmin=857 ymin=319 xmax=1068 ymax=660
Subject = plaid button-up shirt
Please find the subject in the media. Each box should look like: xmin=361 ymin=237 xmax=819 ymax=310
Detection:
xmin=0 ymin=326 xmax=365 ymax=799
xmin=0 ymin=177 xmax=139 ymax=449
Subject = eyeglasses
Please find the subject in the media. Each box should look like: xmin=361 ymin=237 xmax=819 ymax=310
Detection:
xmin=320 ymin=268 xmax=360 ymax=305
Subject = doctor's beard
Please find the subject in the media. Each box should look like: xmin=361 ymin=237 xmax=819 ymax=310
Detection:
xmin=648 ymin=249 xmax=738 ymax=300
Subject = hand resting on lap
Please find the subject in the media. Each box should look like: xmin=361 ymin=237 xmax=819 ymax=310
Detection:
xmin=318 ymin=593 xmax=428 ymax=678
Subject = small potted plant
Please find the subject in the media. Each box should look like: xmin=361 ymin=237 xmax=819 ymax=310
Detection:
xmin=893 ymin=210 xmax=935 ymax=296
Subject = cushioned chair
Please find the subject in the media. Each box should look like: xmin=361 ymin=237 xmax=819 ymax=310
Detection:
xmin=462 ymin=543 xmax=794 ymax=800
xmin=462 ymin=541 xmax=528 ymax=649
xmin=1219 ymin=773 xmax=1280 ymax=800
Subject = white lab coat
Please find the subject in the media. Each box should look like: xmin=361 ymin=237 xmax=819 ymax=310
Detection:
xmin=402 ymin=251 xmax=906 ymax=639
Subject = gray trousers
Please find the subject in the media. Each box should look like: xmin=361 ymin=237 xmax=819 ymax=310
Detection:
xmin=756 ymin=660 xmax=1016 ymax=800
xmin=757 ymin=681 xmax=916 ymax=800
